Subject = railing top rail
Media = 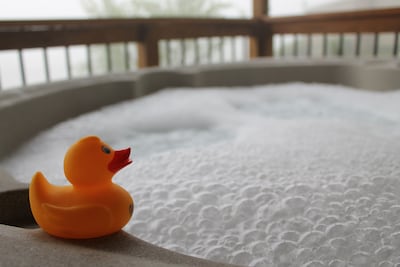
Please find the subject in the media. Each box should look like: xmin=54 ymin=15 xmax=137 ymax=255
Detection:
xmin=0 ymin=17 xmax=255 ymax=29
xmin=264 ymin=7 xmax=400 ymax=23
xmin=264 ymin=7 xmax=400 ymax=33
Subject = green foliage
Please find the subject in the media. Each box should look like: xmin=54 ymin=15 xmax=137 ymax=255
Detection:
xmin=82 ymin=0 xmax=231 ymax=18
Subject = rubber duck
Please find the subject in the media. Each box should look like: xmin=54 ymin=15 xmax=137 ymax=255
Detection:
xmin=29 ymin=136 xmax=134 ymax=239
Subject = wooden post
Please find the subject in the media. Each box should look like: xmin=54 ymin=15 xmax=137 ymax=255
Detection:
xmin=250 ymin=0 xmax=272 ymax=58
xmin=138 ymin=38 xmax=159 ymax=68
xmin=137 ymin=25 xmax=159 ymax=68
xmin=253 ymin=0 xmax=268 ymax=17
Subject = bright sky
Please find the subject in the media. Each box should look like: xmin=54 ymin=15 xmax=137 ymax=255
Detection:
xmin=0 ymin=0 xmax=341 ymax=20
xmin=0 ymin=0 xmax=87 ymax=19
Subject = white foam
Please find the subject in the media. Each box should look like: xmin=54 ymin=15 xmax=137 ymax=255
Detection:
xmin=2 ymin=83 xmax=400 ymax=266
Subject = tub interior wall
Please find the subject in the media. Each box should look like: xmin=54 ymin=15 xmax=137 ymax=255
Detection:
xmin=0 ymin=59 xmax=399 ymax=160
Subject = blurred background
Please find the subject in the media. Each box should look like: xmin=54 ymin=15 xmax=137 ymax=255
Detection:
xmin=0 ymin=0 xmax=399 ymax=89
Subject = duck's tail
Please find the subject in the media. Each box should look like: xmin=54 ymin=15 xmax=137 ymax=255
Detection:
xmin=29 ymin=172 xmax=51 ymax=217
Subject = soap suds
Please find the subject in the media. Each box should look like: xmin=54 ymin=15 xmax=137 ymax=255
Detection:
xmin=2 ymin=83 xmax=400 ymax=266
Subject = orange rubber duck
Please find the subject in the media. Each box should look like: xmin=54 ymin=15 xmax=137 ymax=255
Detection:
xmin=29 ymin=136 xmax=134 ymax=239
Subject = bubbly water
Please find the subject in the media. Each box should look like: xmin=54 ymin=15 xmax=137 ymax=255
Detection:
xmin=2 ymin=83 xmax=400 ymax=266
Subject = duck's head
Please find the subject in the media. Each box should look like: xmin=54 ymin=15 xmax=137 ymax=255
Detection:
xmin=64 ymin=136 xmax=132 ymax=188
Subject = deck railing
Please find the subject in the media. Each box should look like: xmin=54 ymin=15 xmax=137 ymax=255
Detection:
xmin=266 ymin=8 xmax=400 ymax=58
xmin=0 ymin=7 xmax=400 ymax=90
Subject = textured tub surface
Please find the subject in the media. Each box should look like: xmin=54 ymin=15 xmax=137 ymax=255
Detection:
xmin=0 ymin=224 xmax=240 ymax=267
xmin=3 ymin=82 xmax=400 ymax=266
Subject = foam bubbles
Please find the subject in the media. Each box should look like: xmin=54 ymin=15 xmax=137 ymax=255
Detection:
xmin=2 ymin=83 xmax=400 ymax=266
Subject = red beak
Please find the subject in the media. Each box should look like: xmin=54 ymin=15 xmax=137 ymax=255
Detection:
xmin=108 ymin=148 xmax=132 ymax=173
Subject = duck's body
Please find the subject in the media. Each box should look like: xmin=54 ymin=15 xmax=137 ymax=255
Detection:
xmin=30 ymin=172 xmax=133 ymax=239
xmin=29 ymin=136 xmax=134 ymax=239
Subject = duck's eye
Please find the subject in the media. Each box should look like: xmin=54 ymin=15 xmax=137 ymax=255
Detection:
xmin=101 ymin=145 xmax=111 ymax=154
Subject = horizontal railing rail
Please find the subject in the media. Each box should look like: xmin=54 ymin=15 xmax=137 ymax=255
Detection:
xmin=265 ymin=8 xmax=400 ymax=33
xmin=0 ymin=7 xmax=399 ymax=90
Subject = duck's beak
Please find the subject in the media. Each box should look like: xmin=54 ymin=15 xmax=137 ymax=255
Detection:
xmin=108 ymin=148 xmax=132 ymax=173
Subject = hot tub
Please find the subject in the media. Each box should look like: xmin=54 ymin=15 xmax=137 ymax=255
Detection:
xmin=1 ymin=58 xmax=400 ymax=267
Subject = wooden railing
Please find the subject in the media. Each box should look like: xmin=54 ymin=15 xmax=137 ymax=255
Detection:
xmin=0 ymin=7 xmax=400 ymax=89
xmin=266 ymin=8 xmax=400 ymax=57
xmin=0 ymin=18 xmax=257 ymax=66
xmin=0 ymin=19 xmax=257 ymax=89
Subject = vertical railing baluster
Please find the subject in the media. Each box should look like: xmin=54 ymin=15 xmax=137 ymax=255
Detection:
xmin=307 ymin=34 xmax=312 ymax=57
xmin=355 ymin=33 xmax=361 ymax=57
xmin=0 ymin=69 xmax=2 ymax=91
xmin=43 ymin=47 xmax=50 ymax=82
xmin=106 ymin=43 xmax=112 ymax=73
xmin=219 ymin=37 xmax=224 ymax=62
xmin=280 ymin=35 xmax=285 ymax=57
xmin=244 ymin=36 xmax=249 ymax=60
xmin=293 ymin=34 xmax=298 ymax=57
xmin=394 ymin=32 xmax=399 ymax=57
xmin=231 ymin=37 xmax=236 ymax=62
xmin=65 ymin=46 xmax=72 ymax=79
xmin=180 ymin=39 xmax=186 ymax=66
xmin=124 ymin=42 xmax=130 ymax=71
xmin=323 ymin=34 xmax=328 ymax=57
xmin=194 ymin=38 xmax=200 ymax=64
xmin=166 ymin=40 xmax=172 ymax=66
xmin=18 ymin=49 xmax=26 ymax=87
xmin=207 ymin=38 xmax=213 ymax=63
xmin=338 ymin=34 xmax=344 ymax=56
xmin=86 ymin=45 xmax=92 ymax=76
xmin=373 ymin=33 xmax=379 ymax=57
